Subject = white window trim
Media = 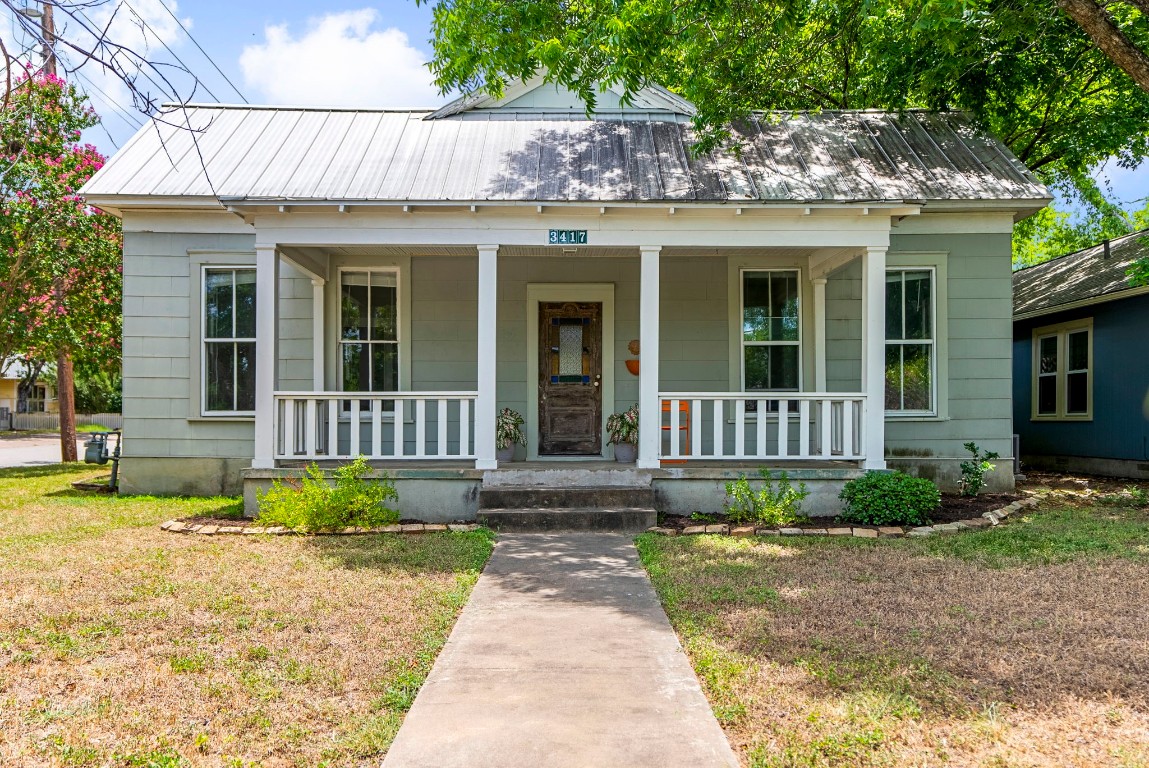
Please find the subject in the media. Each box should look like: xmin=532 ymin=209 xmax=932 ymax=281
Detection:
xmin=885 ymin=266 xmax=937 ymax=418
xmin=337 ymin=266 xmax=402 ymax=415
xmin=1031 ymin=318 xmax=1093 ymax=421
xmin=739 ymin=267 xmax=804 ymax=395
xmin=200 ymin=264 xmax=257 ymax=417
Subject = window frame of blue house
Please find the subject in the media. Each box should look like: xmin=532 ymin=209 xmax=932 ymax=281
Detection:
xmin=1031 ymin=318 xmax=1093 ymax=421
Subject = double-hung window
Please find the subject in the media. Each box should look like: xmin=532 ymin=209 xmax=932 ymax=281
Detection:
xmin=340 ymin=270 xmax=399 ymax=395
xmin=203 ymin=267 xmax=257 ymax=414
xmin=741 ymin=270 xmax=800 ymax=412
xmin=885 ymin=269 xmax=934 ymax=414
xmin=1033 ymin=320 xmax=1091 ymax=419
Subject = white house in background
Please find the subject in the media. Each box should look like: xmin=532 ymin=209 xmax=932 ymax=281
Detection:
xmin=80 ymin=79 xmax=1049 ymax=516
xmin=0 ymin=359 xmax=55 ymax=419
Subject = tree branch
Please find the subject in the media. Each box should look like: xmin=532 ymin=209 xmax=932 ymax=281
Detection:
xmin=1057 ymin=0 xmax=1149 ymax=92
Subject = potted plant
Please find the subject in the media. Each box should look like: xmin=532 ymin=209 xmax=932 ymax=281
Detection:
xmin=606 ymin=404 xmax=639 ymax=463
xmin=496 ymin=407 xmax=525 ymax=461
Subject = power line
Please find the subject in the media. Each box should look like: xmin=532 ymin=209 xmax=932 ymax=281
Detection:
xmin=154 ymin=0 xmax=247 ymax=103
xmin=120 ymin=0 xmax=221 ymax=103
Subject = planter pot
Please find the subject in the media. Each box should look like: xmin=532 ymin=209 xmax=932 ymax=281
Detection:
xmin=496 ymin=445 xmax=517 ymax=462
xmin=613 ymin=443 xmax=637 ymax=463
xmin=625 ymin=359 xmax=640 ymax=376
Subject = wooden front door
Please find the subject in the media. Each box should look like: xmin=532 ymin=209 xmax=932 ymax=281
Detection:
xmin=539 ymin=302 xmax=603 ymax=455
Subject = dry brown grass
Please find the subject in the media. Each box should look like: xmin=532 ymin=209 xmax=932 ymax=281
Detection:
xmin=639 ymin=503 xmax=1149 ymax=768
xmin=0 ymin=464 xmax=492 ymax=767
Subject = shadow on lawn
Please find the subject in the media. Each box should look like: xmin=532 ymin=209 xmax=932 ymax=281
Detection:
xmin=305 ymin=529 xmax=495 ymax=578
xmin=0 ymin=463 xmax=90 ymax=480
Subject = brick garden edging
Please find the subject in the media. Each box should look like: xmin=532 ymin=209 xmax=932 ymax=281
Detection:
xmin=645 ymin=496 xmax=1040 ymax=538
xmin=159 ymin=521 xmax=483 ymax=536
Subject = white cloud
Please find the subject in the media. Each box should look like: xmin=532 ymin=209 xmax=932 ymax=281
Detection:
xmin=239 ymin=10 xmax=440 ymax=108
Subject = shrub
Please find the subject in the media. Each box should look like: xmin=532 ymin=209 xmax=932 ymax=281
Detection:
xmin=257 ymin=456 xmax=399 ymax=531
xmin=724 ymin=468 xmax=809 ymax=527
xmin=959 ymin=441 xmax=1000 ymax=496
xmin=838 ymin=471 xmax=940 ymax=526
xmin=496 ymin=407 xmax=525 ymax=450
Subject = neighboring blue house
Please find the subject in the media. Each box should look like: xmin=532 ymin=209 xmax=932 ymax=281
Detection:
xmin=1013 ymin=230 xmax=1149 ymax=478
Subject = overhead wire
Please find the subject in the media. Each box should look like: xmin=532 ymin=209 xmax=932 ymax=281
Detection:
xmin=119 ymin=0 xmax=221 ymax=103
xmin=153 ymin=0 xmax=247 ymax=103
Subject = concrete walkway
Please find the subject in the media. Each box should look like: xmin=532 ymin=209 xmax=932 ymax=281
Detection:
xmin=0 ymin=434 xmax=86 ymax=467
xmin=382 ymin=533 xmax=739 ymax=768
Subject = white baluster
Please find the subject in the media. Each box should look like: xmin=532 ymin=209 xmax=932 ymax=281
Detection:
xmin=713 ymin=399 xmax=724 ymax=458
xmin=459 ymin=399 xmax=470 ymax=458
xmin=281 ymin=397 xmax=295 ymax=459
xmin=842 ymin=400 xmax=853 ymax=459
xmin=691 ymin=399 xmax=701 ymax=457
xmin=820 ymin=399 xmax=832 ymax=458
xmin=756 ymin=399 xmax=768 ymax=458
xmin=415 ymin=399 xmax=427 ymax=458
xmin=371 ymin=399 xmax=382 ymax=458
xmin=437 ymin=399 xmax=448 ymax=459
xmin=350 ymin=398 xmax=361 ymax=458
xmin=734 ymin=399 xmax=746 ymax=459
xmin=327 ymin=399 xmax=339 ymax=457
xmin=393 ymin=399 xmax=404 ymax=458
xmin=669 ymin=399 xmax=680 ymax=459
xmin=304 ymin=399 xmax=317 ymax=459
xmin=777 ymin=399 xmax=789 ymax=458
xmin=798 ymin=399 xmax=810 ymax=459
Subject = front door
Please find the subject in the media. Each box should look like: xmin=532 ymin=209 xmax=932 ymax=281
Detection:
xmin=538 ymin=302 xmax=602 ymax=455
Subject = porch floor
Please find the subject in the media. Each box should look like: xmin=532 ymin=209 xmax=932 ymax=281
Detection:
xmin=269 ymin=458 xmax=863 ymax=475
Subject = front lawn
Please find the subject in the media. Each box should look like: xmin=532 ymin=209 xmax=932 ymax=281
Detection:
xmin=0 ymin=464 xmax=493 ymax=767
xmin=638 ymin=502 xmax=1149 ymax=767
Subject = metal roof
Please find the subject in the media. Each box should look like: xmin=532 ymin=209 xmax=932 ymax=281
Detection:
xmin=82 ymin=105 xmax=1049 ymax=206
xmin=1013 ymin=230 xmax=1149 ymax=318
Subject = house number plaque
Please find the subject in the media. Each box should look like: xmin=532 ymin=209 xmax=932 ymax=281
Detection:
xmin=548 ymin=229 xmax=588 ymax=245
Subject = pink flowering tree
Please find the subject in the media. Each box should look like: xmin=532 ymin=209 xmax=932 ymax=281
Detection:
xmin=0 ymin=71 xmax=121 ymax=430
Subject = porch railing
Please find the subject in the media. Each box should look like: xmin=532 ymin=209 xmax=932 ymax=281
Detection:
xmin=658 ymin=392 xmax=866 ymax=461
xmin=274 ymin=392 xmax=478 ymax=461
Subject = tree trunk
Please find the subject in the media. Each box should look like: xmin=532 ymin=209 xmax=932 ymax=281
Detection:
xmin=58 ymin=352 xmax=77 ymax=462
xmin=1058 ymin=0 xmax=1149 ymax=92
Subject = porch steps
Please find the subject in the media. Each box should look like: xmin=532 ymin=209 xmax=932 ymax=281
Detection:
xmin=477 ymin=485 xmax=657 ymax=532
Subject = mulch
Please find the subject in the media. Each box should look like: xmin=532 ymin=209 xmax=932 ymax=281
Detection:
xmin=659 ymin=492 xmax=1020 ymax=532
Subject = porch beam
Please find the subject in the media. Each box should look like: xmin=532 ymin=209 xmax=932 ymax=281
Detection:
xmin=311 ymin=279 xmax=325 ymax=390
xmin=474 ymin=244 xmax=499 ymax=469
xmin=638 ymin=246 xmax=661 ymax=468
xmin=861 ymin=246 xmax=887 ymax=469
xmin=253 ymin=245 xmax=281 ymax=470
xmin=812 ymin=277 xmax=827 ymax=392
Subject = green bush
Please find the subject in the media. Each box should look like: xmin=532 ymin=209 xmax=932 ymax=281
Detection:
xmin=838 ymin=471 xmax=940 ymax=526
xmin=959 ymin=441 xmax=1000 ymax=496
xmin=724 ymin=468 xmax=809 ymax=527
xmin=257 ymin=456 xmax=399 ymax=531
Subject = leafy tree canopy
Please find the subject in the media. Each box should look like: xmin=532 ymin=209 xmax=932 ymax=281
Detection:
xmin=0 ymin=71 xmax=122 ymax=374
xmin=419 ymin=0 xmax=1149 ymax=210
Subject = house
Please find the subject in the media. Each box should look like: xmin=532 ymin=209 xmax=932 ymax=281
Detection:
xmin=79 ymin=78 xmax=1049 ymax=517
xmin=1013 ymin=230 xmax=1149 ymax=478
xmin=0 ymin=359 xmax=56 ymax=420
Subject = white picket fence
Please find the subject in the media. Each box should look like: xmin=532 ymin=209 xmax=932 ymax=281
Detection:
xmin=9 ymin=412 xmax=123 ymax=431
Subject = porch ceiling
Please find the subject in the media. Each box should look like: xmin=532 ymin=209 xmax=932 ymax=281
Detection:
xmin=279 ymin=244 xmax=858 ymax=260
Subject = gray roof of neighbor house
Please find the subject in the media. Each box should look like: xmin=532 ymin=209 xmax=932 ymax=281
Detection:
xmin=81 ymin=105 xmax=1048 ymax=207
xmin=1013 ymin=230 xmax=1149 ymax=319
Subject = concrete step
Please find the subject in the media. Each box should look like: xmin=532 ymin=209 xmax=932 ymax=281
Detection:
xmin=483 ymin=467 xmax=653 ymax=488
xmin=476 ymin=506 xmax=657 ymax=533
xmin=478 ymin=485 xmax=655 ymax=510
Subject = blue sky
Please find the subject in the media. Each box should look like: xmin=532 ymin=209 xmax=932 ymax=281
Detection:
xmin=5 ymin=0 xmax=1146 ymax=212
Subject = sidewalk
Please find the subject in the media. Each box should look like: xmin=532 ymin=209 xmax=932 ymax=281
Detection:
xmin=382 ymin=533 xmax=739 ymax=768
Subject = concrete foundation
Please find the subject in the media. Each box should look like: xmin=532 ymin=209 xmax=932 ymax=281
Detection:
xmin=120 ymin=456 xmax=250 ymax=497
xmin=1020 ymin=454 xmax=1149 ymax=480
xmin=887 ymin=457 xmax=1017 ymax=493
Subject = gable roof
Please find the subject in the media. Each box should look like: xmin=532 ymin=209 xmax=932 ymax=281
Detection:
xmin=1013 ymin=230 xmax=1149 ymax=319
xmin=81 ymin=82 xmax=1049 ymax=211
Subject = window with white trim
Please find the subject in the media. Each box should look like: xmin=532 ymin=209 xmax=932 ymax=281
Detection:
xmin=203 ymin=267 xmax=256 ymax=414
xmin=340 ymin=270 xmax=399 ymax=394
xmin=885 ymin=269 xmax=934 ymax=413
xmin=741 ymin=269 xmax=800 ymax=392
xmin=1033 ymin=320 xmax=1091 ymax=419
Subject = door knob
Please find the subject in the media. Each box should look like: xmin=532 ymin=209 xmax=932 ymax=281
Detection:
xmin=593 ymin=382 xmax=599 ymax=387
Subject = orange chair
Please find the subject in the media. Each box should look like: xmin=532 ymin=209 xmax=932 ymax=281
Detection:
xmin=661 ymin=399 xmax=690 ymax=464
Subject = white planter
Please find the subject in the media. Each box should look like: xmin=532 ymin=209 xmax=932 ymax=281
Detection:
xmin=613 ymin=443 xmax=637 ymax=463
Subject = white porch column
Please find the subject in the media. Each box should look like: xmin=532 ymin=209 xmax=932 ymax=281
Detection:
xmin=860 ymin=246 xmax=887 ymax=469
xmin=474 ymin=244 xmax=499 ymax=469
xmin=311 ymin=279 xmax=325 ymax=390
xmin=638 ymin=246 xmax=661 ymax=468
xmin=812 ymin=276 xmax=828 ymax=392
xmin=253 ymin=245 xmax=281 ymax=469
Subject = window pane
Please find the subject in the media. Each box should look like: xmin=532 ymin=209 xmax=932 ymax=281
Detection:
xmin=371 ymin=345 xmax=399 ymax=392
xmin=745 ymin=345 xmax=798 ymax=390
xmin=234 ymin=270 xmax=257 ymax=338
xmin=235 ymin=342 xmax=256 ymax=411
xmin=204 ymin=270 xmax=233 ymax=339
xmin=371 ymin=274 xmax=398 ymax=341
xmin=1067 ymin=372 xmax=1088 ymax=414
xmin=901 ymin=344 xmax=932 ymax=410
xmin=558 ymin=323 xmax=583 ymax=375
xmin=341 ymin=272 xmax=370 ymax=341
xmin=885 ymin=272 xmax=903 ymax=341
xmin=903 ymin=271 xmax=931 ymax=340
xmin=1038 ymin=336 xmax=1058 ymax=374
xmin=205 ymin=342 xmax=235 ymax=411
xmin=744 ymin=272 xmax=798 ymax=342
xmin=1037 ymin=376 xmax=1057 ymax=414
xmin=1068 ymin=330 xmax=1089 ymax=371
xmin=342 ymin=343 xmax=367 ymax=391
xmin=885 ymin=345 xmax=902 ymax=409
